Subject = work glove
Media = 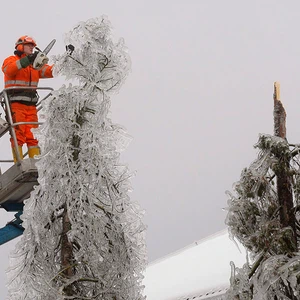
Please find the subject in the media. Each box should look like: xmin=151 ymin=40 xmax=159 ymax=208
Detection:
xmin=66 ymin=44 xmax=75 ymax=55
xmin=19 ymin=51 xmax=38 ymax=68
xmin=27 ymin=51 xmax=39 ymax=64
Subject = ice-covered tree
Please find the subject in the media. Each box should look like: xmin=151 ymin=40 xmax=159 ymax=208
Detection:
xmin=6 ymin=17 xmax=147 ymax=300
xmin=226 ymin=83 xmax=300 ymax=299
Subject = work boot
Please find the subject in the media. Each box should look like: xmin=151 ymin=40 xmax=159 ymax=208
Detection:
xmin=12 ymin=146 xmax=23 ymax=163
xmin=28 ymin=146 xmax=40 ymax=159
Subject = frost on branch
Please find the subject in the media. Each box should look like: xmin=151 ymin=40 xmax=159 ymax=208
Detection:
xmin=6 ymin=17 xmax=146 ymax=300
xmin=225 ymin=133 xmax=300 ymax=299
xmin=53 ymin=15 xmax=131 ymax=94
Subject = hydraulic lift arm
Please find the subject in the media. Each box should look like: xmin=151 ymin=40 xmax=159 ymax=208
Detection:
xmin=0 ymin=211 xmax=24 ymax=245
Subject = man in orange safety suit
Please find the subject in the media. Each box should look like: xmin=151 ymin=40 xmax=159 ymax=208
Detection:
xmin=2 ymin=35 xmax=53 ymax=162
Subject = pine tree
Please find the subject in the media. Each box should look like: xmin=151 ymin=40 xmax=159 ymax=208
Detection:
xmin=225 ymin=83 xmax=300 ymax=300
xmin=6 ymin=17 xmax=147 ymax=300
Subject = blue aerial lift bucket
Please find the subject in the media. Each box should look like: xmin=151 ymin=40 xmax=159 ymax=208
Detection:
xmin=0 ymin=87 xmax=53 ymax=245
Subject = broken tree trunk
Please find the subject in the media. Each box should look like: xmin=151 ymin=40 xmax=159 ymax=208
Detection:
xmin=273 ymin=82 xmax=297 ymax=251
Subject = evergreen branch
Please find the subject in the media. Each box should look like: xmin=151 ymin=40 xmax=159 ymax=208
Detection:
xmin=49 ymin=263 xmax=79 ymax=283
xmin=106 ymin=79 xmax=121 ymax=92
xmin=248 ymin=252 xmax=266 ymax=279
xmin=67 ymin=54 xmax=84 ymax=67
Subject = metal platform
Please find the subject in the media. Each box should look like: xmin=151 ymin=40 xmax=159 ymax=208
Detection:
xmin=0 ymin=87 xmax=53 ymax=244
xmin=0 ymin=116 xmax=9 ymax=138
xmin=0 ymin=158 xmax=38 ymax=211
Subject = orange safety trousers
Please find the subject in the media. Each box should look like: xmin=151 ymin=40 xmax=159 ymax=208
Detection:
xmin=10 ymin=102 xmax=38 ymax=147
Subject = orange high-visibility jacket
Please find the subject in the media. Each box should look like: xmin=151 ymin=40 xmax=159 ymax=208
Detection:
xmin=2 ymin=53 xmax=53 ymax=104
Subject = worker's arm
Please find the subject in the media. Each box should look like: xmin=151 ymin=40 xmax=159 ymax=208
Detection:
xmin=39 ymin=64 xmax=54 ymax=79
xmin=2 ymin=54 xmax=37 ymax=77
xmin=2 ymin=56 xmax=21 ymax=77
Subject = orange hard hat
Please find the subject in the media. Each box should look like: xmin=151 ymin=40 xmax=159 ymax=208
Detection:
xmin=15 ymin=35 xmax=37 ymax=51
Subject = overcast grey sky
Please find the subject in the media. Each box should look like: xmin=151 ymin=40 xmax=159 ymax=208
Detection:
xmin=1 ymin=0 xmax=300 ymax=297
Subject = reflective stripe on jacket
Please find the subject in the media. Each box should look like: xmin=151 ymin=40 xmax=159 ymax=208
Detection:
xmin=2 ymin=54 xmax=53 ymax=104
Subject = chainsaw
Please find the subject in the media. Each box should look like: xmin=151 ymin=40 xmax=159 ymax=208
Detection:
xmin=33 ymin=39 xmax=56 ymax=70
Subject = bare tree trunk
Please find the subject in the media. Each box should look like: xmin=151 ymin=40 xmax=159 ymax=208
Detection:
xmin=273 ymin=82 xmax=297 ymax=251
xmin=60 ymin=110 xmax=85 ymax=297
xmin=61 ymin=204 xmax=74 ymax=296
xmin=273 ymin=82 xmax=287 ymax=138
xmin=61 ymin=205 xmax=73 ymax=277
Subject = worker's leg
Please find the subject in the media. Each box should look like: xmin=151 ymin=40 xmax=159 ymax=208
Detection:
xmin=24 ymin=105 xmax=40 ymax=158
xmin=28 ymin=146 xmax=40 ymax=158
xmin=12 ymin=146 xmax=23 ymax=163
xmin=10 ymin=103 xmax=26 ymax=162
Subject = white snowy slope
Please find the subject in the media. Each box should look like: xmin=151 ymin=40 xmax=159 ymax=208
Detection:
xmin=143 ymin=229 xmax=246 ymax=300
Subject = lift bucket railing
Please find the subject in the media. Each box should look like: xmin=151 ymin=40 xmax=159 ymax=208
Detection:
xmin=0 ymin=86 xmax=53 ymax=164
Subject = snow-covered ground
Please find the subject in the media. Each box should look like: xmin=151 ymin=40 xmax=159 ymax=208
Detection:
xmin=143 ymin=229 xmax=246 ymax=300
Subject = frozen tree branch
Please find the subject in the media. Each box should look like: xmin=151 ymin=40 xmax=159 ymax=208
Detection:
xmin=226 ymin=83 xmax=300 ymax=299
xmin=6 ymin=17 xmax=147 ymax=300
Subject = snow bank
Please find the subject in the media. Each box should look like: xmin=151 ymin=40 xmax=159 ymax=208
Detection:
xmin=143 ymin=229 xmax=246 ymax=300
